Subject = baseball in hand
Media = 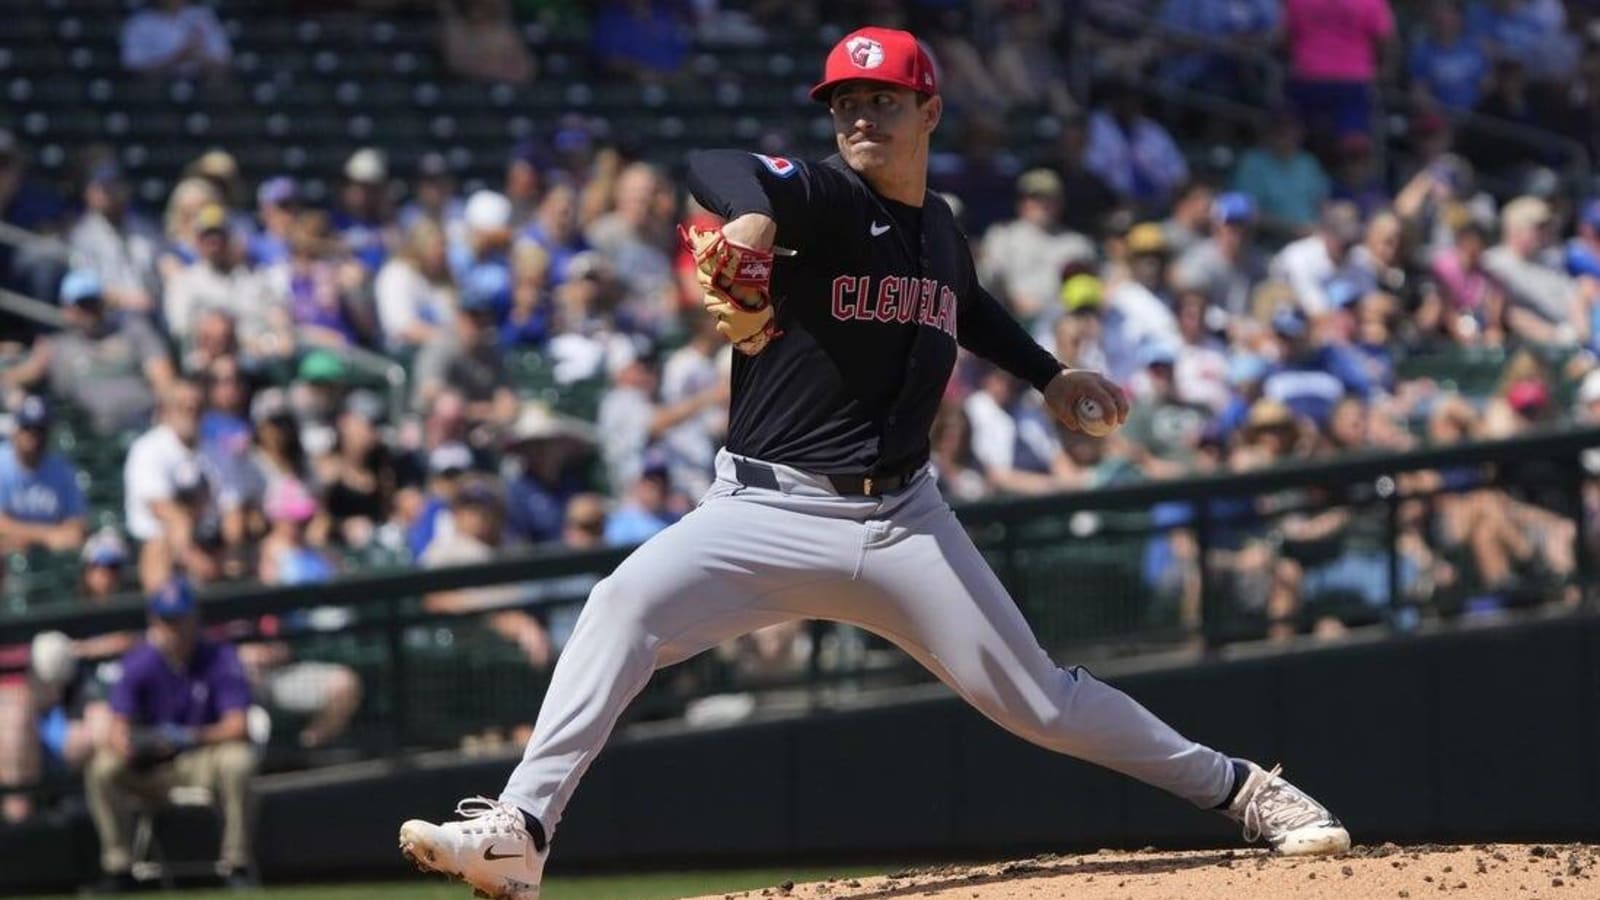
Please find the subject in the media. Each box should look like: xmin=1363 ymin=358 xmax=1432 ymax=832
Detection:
xmin=1075 ymin=396 xmax=1116 ymax=437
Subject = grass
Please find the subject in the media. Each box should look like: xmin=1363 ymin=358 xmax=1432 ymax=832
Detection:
xmin=32 ymin=867 xmax=887 ymax=900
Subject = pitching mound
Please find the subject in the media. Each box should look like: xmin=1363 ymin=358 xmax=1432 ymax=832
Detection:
xmin=684 ymin=843 xmax=1600 ymax=899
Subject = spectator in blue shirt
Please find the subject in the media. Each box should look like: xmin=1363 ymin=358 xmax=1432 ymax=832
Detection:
xmin=603 ymin=457 xmax=676 ymax=547
xmin=518 ymin=180 xmax=587 ymax=289
xmin=84 ymin=579 xmax=258 ymax=892
xmin=1232 ymin=113 xmax=1330 ymax=236
xmin=247 ymin=176 xmax=297 ymax=268
xmin=1260 ymin=308 xmax=1375 ymax=429
xmin=1157 ymin=0 xmax=1281 ymax=97
xmin=1465 ymin=0 xmax=1577 ymax=83
xmin=1409 ymin=2 xmax=1489 ymax=111
xmin=329 ymin=148 xmax=394 ymax=272
xmin=0 ymin=396 xmax=86 ymax=554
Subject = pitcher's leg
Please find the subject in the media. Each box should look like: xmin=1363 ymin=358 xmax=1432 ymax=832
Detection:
xmin=857 ymin=498 xmax=1235 ymax=808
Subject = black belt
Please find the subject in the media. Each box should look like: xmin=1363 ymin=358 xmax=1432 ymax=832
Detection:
xmin=732 ymin=456 xmax=923 ymax=498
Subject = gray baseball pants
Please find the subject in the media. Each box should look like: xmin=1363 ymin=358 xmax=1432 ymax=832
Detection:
xmin=500 ymin=449 xmax=1234 ymax=834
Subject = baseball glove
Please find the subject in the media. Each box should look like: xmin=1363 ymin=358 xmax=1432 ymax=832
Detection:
xmin=680 ymin=224 xmax=781 ymax=356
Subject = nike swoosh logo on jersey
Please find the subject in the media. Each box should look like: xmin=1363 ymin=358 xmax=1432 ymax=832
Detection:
xmin=483 ymin=845 xmax=522 ymax=861
xmin=870 ymin=221 xmax=891 ymax=236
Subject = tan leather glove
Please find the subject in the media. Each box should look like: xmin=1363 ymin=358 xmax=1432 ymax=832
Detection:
xmin=680 ymin=224 xmax=781 ymax=356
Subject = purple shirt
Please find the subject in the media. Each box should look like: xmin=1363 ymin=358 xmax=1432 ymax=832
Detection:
xmin=110 ymin=640 xmax=251 ymax=728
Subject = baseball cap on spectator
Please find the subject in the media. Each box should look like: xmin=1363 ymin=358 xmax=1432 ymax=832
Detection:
xmin=1212 ymin=192 xmax=1256 ymax=226
xmin=1272 ymin=306 xmax=1309 ymax=340
xmin=343 ymin=389 xmax=386 ymax=424
xmin=464 ymin=190 xmax=513 ymax=233
xmin=59 ymin=269 xmax=103 ymax=306
xmin=1319 ymin=202 xmax=1364 ymax=244
xmin=344 ymin=147 xmax=388 ymax=184
xmin=1060 ymin=272 xmax=1104 ymax=314
xmin=1017 ymin=168 xmax=1063 ymax=199
xmin=196 ymin=203 xmax=228 ymax=236
xmin=265 ymin=477 xmax=318 ymax=524
xmin=82 ymin=527 xmax=128 ymax=567
xmin=147 ymin=577 xmax=197 ymax=619
xmin=1506 ymin=378 xmax=1550 ymax=416
xmin=810 ymin=26 xmax=938 ymax=102
xmin=1326 ymin=279 xmax=1363 ymax=311
xmin=1502 ymin=196 xmax=1553 ymax=233
xmin=257 ymin=175 xmax=298 ymax=209
xmin=14 ymin=394 xmax=51 ymax=430
xmin=460 ymin=264 xmax=511 ymax=313
xmin=1142 ymin=342 xmax=1178 ymax=369
xmin=1125 ymin=223 xmax=1168 ymax=256
xmin=428 ymin=441 xmax=474 ymax=476
xmin=1228 ymin=353 xmax=1272 ymax=386
xmin=297 ymin=349 xmax=347 ymax=384
xmin=251 ymin=386 xmax=293 ymax=423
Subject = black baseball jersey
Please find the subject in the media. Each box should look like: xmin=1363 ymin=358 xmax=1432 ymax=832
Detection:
xmin=685 ymin=150 xmax=1063 ymax=476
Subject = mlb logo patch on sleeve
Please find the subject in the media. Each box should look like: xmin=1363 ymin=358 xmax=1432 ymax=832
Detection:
xmin=753 ymin=154 xmax=797 ymax=178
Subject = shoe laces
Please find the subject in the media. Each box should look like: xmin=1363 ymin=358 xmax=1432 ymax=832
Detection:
xmin=453 ymin=796 xmax=526 ymax=838
xmin=1238 ymin=765 xmax=1328 ymax=843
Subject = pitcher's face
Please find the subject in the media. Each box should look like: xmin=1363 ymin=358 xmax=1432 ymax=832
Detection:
xmin=831 ymin=83 xmax=939 ymax=178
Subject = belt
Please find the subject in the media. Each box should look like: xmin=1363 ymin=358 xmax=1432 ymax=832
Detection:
xmin=732 ymin=456 xmax=923 ymax=498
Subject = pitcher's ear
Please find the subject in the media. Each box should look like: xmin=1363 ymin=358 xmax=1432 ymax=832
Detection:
xmin=921 ymin=94 xmax=943 ymax=133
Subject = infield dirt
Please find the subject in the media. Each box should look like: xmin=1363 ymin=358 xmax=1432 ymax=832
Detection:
xmin=684 ymin=843 xmax=1600 ymax=899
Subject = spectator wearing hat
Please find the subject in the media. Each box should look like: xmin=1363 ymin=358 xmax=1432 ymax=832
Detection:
xmin=1102 ymin=222 xmax=1180 ymax=384
xmin=1122 ymin=342 xmax=1213 ymax=480
xmin=1282 ymin=0 xmax=1393 ymax=142
xmin=160 ymin=176 xmax=224 ymax=271
xmin=1258 ymin=306 xmax=1376 ymax=430
xmin=411 ymin=266 xmax=519 ymax=425
xmin=407 ymin=441 xmax=474 ymax=560
xmin=441 ymin=0 xmax=535 ymax=84
xmin=422 ymin=481 xmax=553 ymax=668
xmin=1484 ymin=195 xmax=1586 ymax=345
xmin=519 ymin=180 xmax=589 ymax=289
xmin=85 ymin=578 xmax=257 ymax=893
xmin=400 ymin=153 xmax=467 ymax=247
xmin=67 ymin=161 xmax=163 ymax=315
xmin=258 ymin=478 xmax=335 ymax=586
xmin=603 ymin=452 xmax=678 ymax=546
xmin=248 ymin=176 xmax=299 ymax=268
xmin=585 ymin=162 xmax=678 ymax=330
xmin=503 ymin=403 xmax=599 ymax=546
xmin=314 ymin=390 xmax=400 ymax=549
xmin=331 ymin=148 xmax=395 ymax=273
xmin=1084 ymin=79 xmax=1190 ymax=210
xmin=125 ymin=379 xmax=224 ymax=590
xmin=1270 ymin=201 xmax=1368 ymax=323
xmin=2 ymin=270 xmax=176 ymax=435
xmin=1173 ymin=192 xmax=1269 ymax=318
xmin=1563 ymin=198 xmax=1600 ymax=355
xmin=979 ymin=169 xmax=1097 ymax=330
xmin=376 ymin=219 xmax=457 ymax=353
xmin=1232 ymin=113 xmax=1330 ymax=237
xmin=1408 ymin=2 xmax=1490 ymax=113
xmin=232 ymin=386 xmax=312 ymax=528
xmin=0 ymin=395 xmax=85 ymax=554
xmin=452 ymin=189 xmax=516 ymax=295
xmin=120 ymin=0 xmax=232 ymax=78
xmin=1049 ymin=271 xmax=1111 ymax=375
xmin=164 ymin=204 xmax=288 ymax=358
xmin=81 ymin=528 xmax=131 ymax=602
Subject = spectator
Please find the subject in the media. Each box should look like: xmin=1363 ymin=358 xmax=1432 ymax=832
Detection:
xmin=962 ymin=363 xmax=1075 ymax=495
xmin=0 ymin=632 xmax=114 ymax=825
xmin=0 ymin=130 xmax=69 ymax=301
xmin=990 ymin=4 xmax=1077 ymax=118
xmin=591 ymin=0 xmax=689 ymax=83
xmin=1409 ymin=1 xmax=1490 ymax=112
xmin=1328 ymin=133 xmax=1387 ymax=220
xmin=1232 ymin=114 xmax=1330 ymax=237
xmin=160 ymin=175 xmax=223 ymax=271
xmin=258 ymin=478 xmax=336 ymax=586
xmin=269 ymin=210 xmax=365 ymax=348
xmin=1269 ymin=201 xmax=1367 ymax=323
xmin=585 ymin=162 xmax=677 ymax=329
xmin=124 ymin=379 xmax=221 ymax=590
xmin=376 ymin=219 xmax=457 ymax=352
xmin=519 ymin=179 xmax=588 ymax=288
xmin=1171 ymin=289 xmax=1233 ymax=413
xmin=1102 ymin=223 xmax=1180 ymax=384
xmin=331 ymin=148 xmax=395 ymax=273
xmin=400 ymin=152 xmax=466 ymax=246
xmin=1483 ymin=195 xmax=1585 ymax=345
xmin=411 ymin=266 xmax=519 ymax=425
xmin=406 ymin=440 xmax=473 ymax=560
xmin=85 ymin=579 xmax=257 ymax=893
xmin=67 ymin=161 xmax=162 ymax=315
xmin=1282 ymin=0 xmax=1394 ymax=141
xmin=929 ymin=398 xmax=987 ymax=503
xmin=81 ymin=528 xmax=132 ymax=601
xmin=1259 ymin=307 xmax=1375 ymax=429
xmin=1046 ymin=114 xmax=1119 ymax=238
xmin=658 ymin=312 xmax=728 ymax=499
xmin=421 ymin=482 xmax=553 ymax=668
xmin=163 ymin=204 xmax=289 ymax=359
xmin=248 ymin=176 xmax=298 ymax=268
xmin=916 ymin=5 xmax=1011 ymax=117
xmin=598 ymin=341 xmax=726 ymax=495
xmin=1122 ymin=342 xmax=1213 ymax=481
xmin=451 ymin=189 xmax=516 ymax=318
xmin=603 ymin=456 xmax=675 ymax=546
xmin=502 ymin=241 xmax=554 ymax=347
xmin=503 ymin=403 xmax=597 ymax=546
xmin=314 ymin=391 xmax=400 ymax=549
xmin=239 ymin=386 xmax=312 ymax=513
xmin=1049 ymin=271 xmax=1112 ymax=374
xmin=1161 ymin=180 xmax=1215 ymax=257
xmin=1173 ymin=192 xmax=1268 ymax=317
xmin=1084 ymin=79 xmax=1190 ymax=210
xmin=0 ymin=395 xmax=85 ymax=554
xmin=504 ymin=141 xmax=547 ymax=230
xmin=1427 ymin=220 xmax=1506 ymax=345
xmin=1465 ymin=0 xmax=1579 ymax=84
xmin=440 ymin=0 xmax=536 ymax=84
xmin=1563 ymin=198 xmax=1600 ymax=353
xmin=1 ymin=270 xmax=175 ymax=435
xmin=120 ymin=0 xmax=233 ymax=78
xmin=979 ymin=169 xmax=1097 ymax=329
xmin=1157 ymin=0 xmax=1281 ymax=97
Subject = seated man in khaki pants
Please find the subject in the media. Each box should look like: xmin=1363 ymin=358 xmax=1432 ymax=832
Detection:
xmin=84 ymin=577 xmax=258 ymax=893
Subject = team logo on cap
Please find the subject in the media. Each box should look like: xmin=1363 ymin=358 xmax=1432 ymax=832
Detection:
xmin=846 ymin=36 xmax=885 ymax=69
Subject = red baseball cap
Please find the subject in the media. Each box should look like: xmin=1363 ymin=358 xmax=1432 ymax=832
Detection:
xmin=810 ymin=27 xmax=937 ymax=103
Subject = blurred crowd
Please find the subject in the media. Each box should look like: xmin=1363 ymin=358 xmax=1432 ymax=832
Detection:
xmin=4 ymin=0 xmax=1600 ymax=852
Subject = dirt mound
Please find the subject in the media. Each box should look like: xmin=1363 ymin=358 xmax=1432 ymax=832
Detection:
xmin=684 ymin=843 xmax=1600 ymax=899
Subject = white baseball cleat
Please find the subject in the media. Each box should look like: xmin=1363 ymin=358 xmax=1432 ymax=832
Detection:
xmin=1222 ymin=760 xmax=1351 ymax=856
xmin=399 ymin=796 xmax=546 ymax=899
